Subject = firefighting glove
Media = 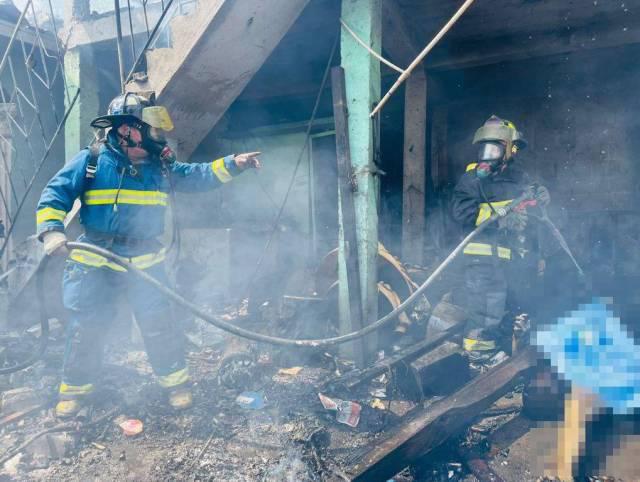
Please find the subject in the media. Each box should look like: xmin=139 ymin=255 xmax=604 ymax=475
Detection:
xmin=42 ymin=231 xmax=69 ymax=256
xmin=535 ymin=185 xmax=551 ymax=206
xmin=498 ymin=210 xmax=528 ymax=232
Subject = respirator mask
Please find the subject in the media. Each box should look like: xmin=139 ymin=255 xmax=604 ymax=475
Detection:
xmin=476 ymin=141 xmax=507 ymax=179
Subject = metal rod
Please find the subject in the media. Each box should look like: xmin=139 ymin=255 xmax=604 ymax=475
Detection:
xmin=340 ymin=18 xmax=404 ymax=74
xmin=142 ymin=0 xmax=150 ymax=38
xmin=126 ymin=0 xmax=137 ymax=61
xmin=124 ymin=0 xmax=176 ymax=84
xmin=0 ymin=88 xmax=80 ymax=259
xmin=0 ymin=0 xmax=32 ymax=77
xmin=114 ymin=0 xmax=126 ymax=92
xmin=370 ymin=0 xmax=476 ymax=118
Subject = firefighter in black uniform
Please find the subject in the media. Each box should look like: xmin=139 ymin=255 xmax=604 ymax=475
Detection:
xmin=452 ymin=116 xmax=550 ymax=362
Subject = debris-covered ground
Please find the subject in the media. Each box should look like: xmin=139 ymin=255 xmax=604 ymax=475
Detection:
xmin=0 ymin=306 xmax=635 ymax=481
xmin=0 ymin=310 xmax=401 ymax=481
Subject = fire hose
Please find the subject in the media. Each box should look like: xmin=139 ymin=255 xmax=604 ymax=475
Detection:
xmin=1 ymin=188 xmax=582 ymax=373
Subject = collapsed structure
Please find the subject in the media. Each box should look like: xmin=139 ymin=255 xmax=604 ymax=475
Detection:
xmin=0 ymin=0 xmax=637 ymax=480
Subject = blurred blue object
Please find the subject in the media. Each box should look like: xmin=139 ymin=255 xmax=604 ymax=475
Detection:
xmin=534 ymin=298 xmax=640 ymax=415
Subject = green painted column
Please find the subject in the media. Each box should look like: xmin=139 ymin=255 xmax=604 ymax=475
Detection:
xmin=338 ymin=0 xmax=381 ymax=361
xmin=64 ymin=45 xmax=100 ymax=161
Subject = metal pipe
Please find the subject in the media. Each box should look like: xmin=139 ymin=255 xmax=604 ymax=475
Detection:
xmin=114 ymin=0 xmax=126 ymax=92
xmin=370 ymin=0 xmax=476 ymax=118
xmin=124 ymin=0 xmax=176 ymax=84
xmin=0 ymin=88 xmax=80 ymax=259
xmin=126 ymin=0 xmax=137 ymax=61
xmin=340 ymin=18 xmax=404 ymax=74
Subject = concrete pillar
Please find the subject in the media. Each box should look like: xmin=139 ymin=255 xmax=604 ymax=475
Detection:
xmin=338 ymin=0 xmax=381 ymax=361
xmin=64 ymin=0 xmax=90 ymax=22
xmin=64 ymin=45 xmax=101 ymax=161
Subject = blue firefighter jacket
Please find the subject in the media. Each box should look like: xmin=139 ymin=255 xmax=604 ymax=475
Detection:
xmin=36 ymin=135 xmax=241 ymax=266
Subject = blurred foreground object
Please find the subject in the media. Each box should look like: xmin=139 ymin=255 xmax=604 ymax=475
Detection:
xmin=534 ymin=298 xmax=640 ymax=479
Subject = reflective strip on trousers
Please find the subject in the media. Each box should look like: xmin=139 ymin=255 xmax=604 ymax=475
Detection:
xmin=36 ymin=207 xmax=67 ymax=225
xmin=211 ymin=157 xmax=232 ymax=183
xmin=157 ymin=367 xmax=190 ymax=388
xmin=463 ymin=338 xmax=496 ymax=352
xmin=59 ymin=382 xmax=94 ymax=397
xmin=69 ymin=248 xmax=166 ymax=272
xmin=83 ymin=189 xmax=168 ymax=206
xmin=475 ymin=200 xmax=512 ymax=225
xmin=463 ymin=242 xmax=511 ymax=260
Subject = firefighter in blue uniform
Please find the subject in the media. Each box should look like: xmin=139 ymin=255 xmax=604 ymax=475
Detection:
xmin=36 ymin=93 xmax=261 ymax=417
xmin=452 ymin=116 xmax=550 ymax=363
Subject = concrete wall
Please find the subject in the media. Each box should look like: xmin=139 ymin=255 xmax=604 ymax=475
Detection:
xmin=174 ymin=125 xmax=322 ymax=300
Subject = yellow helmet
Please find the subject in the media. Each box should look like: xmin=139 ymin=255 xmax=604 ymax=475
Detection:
xmin=473 ymin=115 xmax=527 ymax=150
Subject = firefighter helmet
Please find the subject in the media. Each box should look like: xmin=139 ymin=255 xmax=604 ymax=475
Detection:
xmin=90 ymin=92 xmax=174 ymax=131
xmin=472 ymin=115 xmax=527 ymax=149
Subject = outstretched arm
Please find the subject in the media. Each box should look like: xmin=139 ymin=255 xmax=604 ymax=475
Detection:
xmin=164 ymin=147 xmax=261 ymax=192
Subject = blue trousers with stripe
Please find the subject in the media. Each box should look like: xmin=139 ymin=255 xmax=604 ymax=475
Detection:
xmin=61 ymin=259 xmax=186 ymax=387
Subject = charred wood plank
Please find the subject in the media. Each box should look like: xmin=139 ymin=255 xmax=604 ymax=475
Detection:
xmin=345 ymin=346 xmax=536 ymax=482
xmin=396 ymin=341 xmax=469 ymax=401
xmin=324 ymin=324 xmax=461 ymax=393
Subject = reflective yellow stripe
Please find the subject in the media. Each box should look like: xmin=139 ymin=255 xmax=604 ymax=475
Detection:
xmin=59 ymin=382 xmax=94 ymax=396
xmin=463 ymin=338 xmax=496 ymax=352
xmin=84 ymin=189 xmax=168 ymax=206
xmin=466 ymin=163 xmax=478 ymax=172
xmin=36 ymin=207 xmax=67 ymax=225
xmin=463 ymin=242 xmax=511 ymax=260
xmin=475 ymin=199 xmax=512 ymax=225
xmin=158 ymin=367 xmax=190 ymax=388
xmin=211 ymin=157 xmax=232 ymax=183
xmin=69 ymin=248 xmax=166 ymax=272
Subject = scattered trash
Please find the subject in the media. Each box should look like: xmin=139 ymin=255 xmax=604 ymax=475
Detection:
xmin=235 ymin=391 xmax=266 ymax=410
xmin=1 ymin=387 xmax=41 ymax=414
xmin=277 ymin=366 xmax=303 ymax=377
xmin=27 ymin=432 xmax=76 ymax=468
xmin=116 ymin=418 xmax=144 ymax=437
xmin=91 ymin=442 xmax=106 ymax=451
xmin=218 ymin=352 xmax=258 ymax=391
xmin=318 ymin=393 xmax=361 ymax=428
xmin=370 ymin=398 xmax=387 ymax=410
xmin=369 ymin=372 xmax=389 ymax=399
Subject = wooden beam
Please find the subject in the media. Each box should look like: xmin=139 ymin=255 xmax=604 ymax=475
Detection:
xmin=331 ymin=66 xmax=365 ymax=367
xmin=401 ymin=68 xmax=426 ymax=265
xmin=430 ymin=105 xmax=448 ymax=188
xmin=345 ymin=347 xmax=536 ymax=482
xmin=383 ymin=0 xmax=428 ymax=266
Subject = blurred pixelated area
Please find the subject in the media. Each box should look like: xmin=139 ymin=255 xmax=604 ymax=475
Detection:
xmin=529 ymin=298 xmax=640 ymax=480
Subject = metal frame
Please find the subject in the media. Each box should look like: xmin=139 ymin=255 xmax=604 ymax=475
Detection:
xmin=0 ymin=0 xmax=80 ymax=260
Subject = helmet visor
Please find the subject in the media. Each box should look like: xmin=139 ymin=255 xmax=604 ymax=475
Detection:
xmin=141 ymin=106 xmax=174 ymax=131
xmin=478 ymin=142 xmax=505 ymax=162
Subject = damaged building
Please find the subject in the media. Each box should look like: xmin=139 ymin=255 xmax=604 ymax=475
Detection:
xmin=0 ymin=0 xmax=637 ymax=480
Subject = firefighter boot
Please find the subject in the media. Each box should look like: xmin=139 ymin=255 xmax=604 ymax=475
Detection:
xmin=55 ymin=383 xmax=94 ymax=418
xmin=55 ymin=399 xmax=84 ymax=418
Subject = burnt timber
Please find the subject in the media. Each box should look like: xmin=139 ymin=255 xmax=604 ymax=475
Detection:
xmin=345 ymin=347 xmax=537 ymax=481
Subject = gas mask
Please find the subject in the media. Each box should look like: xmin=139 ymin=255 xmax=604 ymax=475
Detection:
xmin=115 ymin=122 xmax=167 ymax=157
xmin=475 ymin=142 xmax=504 ymax=178
xmin=141 ymin=126 xmax=168 ymax=156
